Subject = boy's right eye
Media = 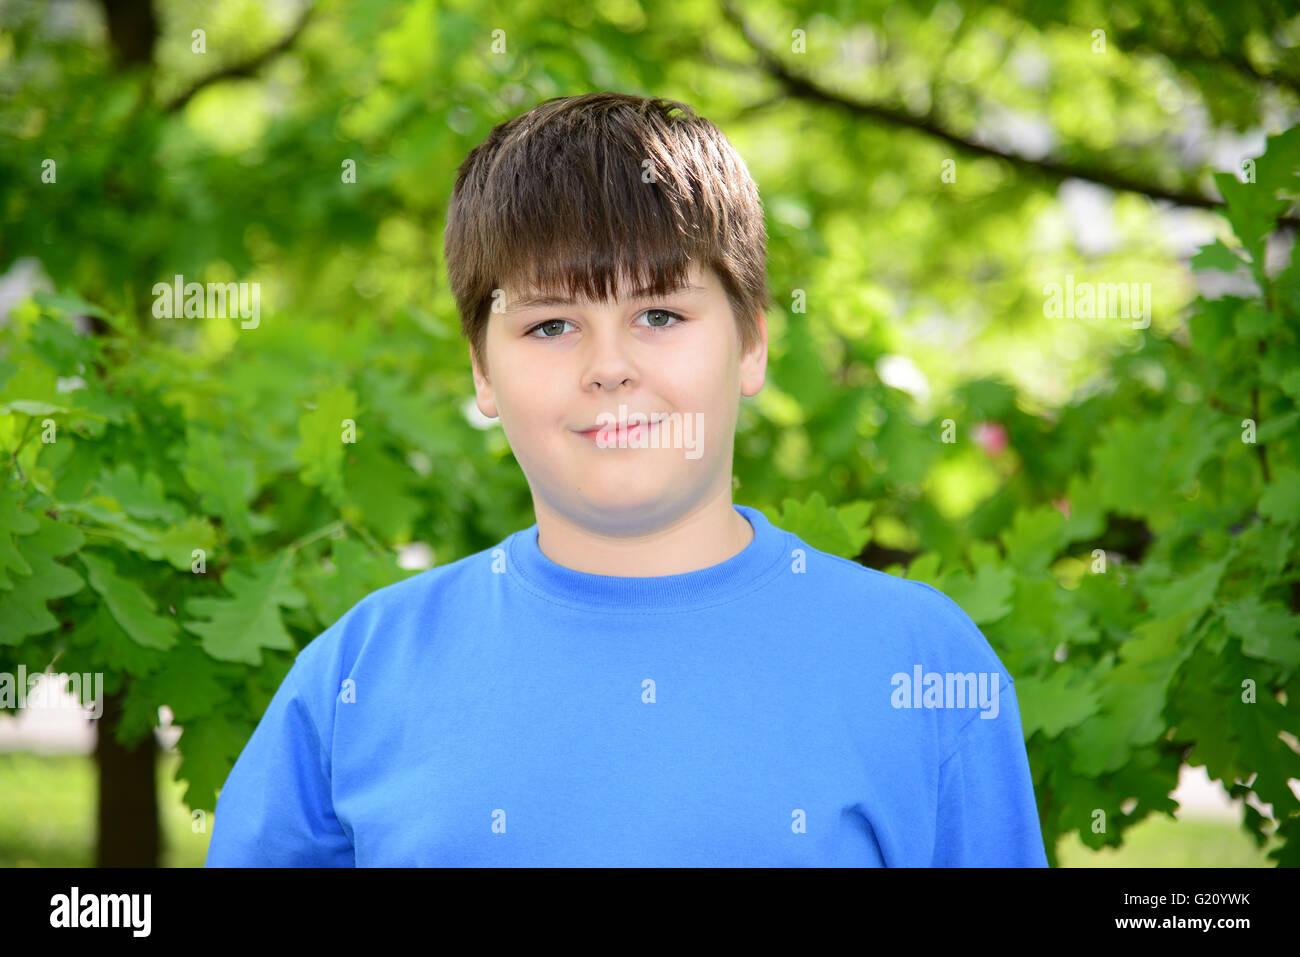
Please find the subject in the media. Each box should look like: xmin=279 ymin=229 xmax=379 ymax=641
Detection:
xmin=526 ymin=319 xmax=573 ymax=338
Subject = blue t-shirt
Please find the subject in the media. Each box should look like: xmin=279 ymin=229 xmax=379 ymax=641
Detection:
xmin=205 ymin=503 xmax=1048 ymax=867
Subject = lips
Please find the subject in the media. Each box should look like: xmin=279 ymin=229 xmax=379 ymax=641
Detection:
xmin=576 ymin=420 xmax=657 ymax=444
xmin=574 ymin=414 xmax=657 ymax=432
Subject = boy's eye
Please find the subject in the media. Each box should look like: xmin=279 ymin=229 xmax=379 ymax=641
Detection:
xmin=527 ymin=319 xmax=573 ymax=338
xmin=636 ymin=308 xmax=684 ymax=329
xmin=525 ymin=310 xmax=685 ymax=339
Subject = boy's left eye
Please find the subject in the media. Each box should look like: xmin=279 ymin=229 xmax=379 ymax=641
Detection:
xmin=635 ymin=308 xmax=685 ymax=329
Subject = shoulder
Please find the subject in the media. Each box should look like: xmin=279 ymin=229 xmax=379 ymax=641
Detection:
xmin=778 ymin=528 xmax=1013 ymax=684
xmin=286 ymin=537 xmax=507 ymax=686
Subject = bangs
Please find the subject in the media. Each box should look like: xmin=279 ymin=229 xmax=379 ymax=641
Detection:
xmin=480 ymin=113 xmax=724 ymax=308
xmin=499 ymin=243 xmax=704 ymax=314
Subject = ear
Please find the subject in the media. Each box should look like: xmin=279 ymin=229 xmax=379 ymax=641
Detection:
xmin=470 ymin=347 xmax=499 ymax=419
xmin=740 ymin=311 xmax=767 ymax=397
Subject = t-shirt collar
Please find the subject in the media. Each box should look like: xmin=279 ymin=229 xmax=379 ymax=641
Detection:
xmin=505 ymin=503 xmax=792 ymax=613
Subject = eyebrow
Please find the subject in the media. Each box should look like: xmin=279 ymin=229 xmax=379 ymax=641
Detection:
xmin=506 ymin=284 xmax=707 ymax=313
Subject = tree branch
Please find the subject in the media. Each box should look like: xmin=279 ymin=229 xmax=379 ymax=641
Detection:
xmin=1116 ymin=33 xmax=1299 ymax=99
xmin=162 ymin=3 xmax=314 ymax=114
xmin=713 ymin=0 xmax=1298 ymax=227
xmin=981 ymin=1 xmax=1300 ymax=99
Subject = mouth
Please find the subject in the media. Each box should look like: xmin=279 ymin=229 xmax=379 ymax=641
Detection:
xmin=575 ymin=420 xmax=659 ymax=445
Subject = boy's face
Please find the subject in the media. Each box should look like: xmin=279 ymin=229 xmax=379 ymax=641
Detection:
xmin=471 ymin=260 xmax=767 ymax=536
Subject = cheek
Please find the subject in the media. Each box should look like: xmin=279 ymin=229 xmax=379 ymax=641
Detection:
xmin=493 ymin=357 xmax=546 ymax=411
xmin=495 ymin=369 xmax=572 ymax=448
xmin=661 ymin=344 xmax=737 ymax=404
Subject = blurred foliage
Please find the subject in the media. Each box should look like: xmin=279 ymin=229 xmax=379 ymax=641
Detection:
xmin=0 ymin=0 xmax=1298 ymax=865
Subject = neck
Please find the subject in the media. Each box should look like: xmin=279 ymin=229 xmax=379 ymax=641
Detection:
xmin=530 ymin=486 xmax=754 ymax=577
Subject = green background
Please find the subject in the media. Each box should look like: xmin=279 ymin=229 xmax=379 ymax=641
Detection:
xmin=0 ymin=0 xmax=1298 ymax=866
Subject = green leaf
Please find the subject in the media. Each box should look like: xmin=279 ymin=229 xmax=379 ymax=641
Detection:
xmin=1246 ymin=125 xmax=1300 ymax=201
xmin=1057 ymin=472 xmax=1106 ymax=543
xmin=936 ymin=543 xmax=1015 ymax=626
xmin=1180 ymin=707 xmax=1242 ymax=787
xmin=0 ymin=351 xmax=60 ymax=412
xmin=987 ymin=576 xmax=1058 ymax=666
xmin=174 ymin=714 xmax=254 ymax=811
xmin=774 ymin=491 xmax=873 ymax=558
xmin=343 ymin=445 xmax=422 ymax=542
xmin=1220 ymin=596 xmax=1300 ymax=669
xmin=1258 ymin=409 xmax=1300 ymax=443
xmin=1091 ymin=409 xmax=1226 ymax=520
xmin=0 ymin=484 xmax=39 ymax=588
xmin=1000 ymin=504 xmax=1066 ymax=572
xmin=904 ymin=551 xmax=943 ymax=587
xmin=0 ymin=399 xmax=69 ymax=416
xmin=183 ymin=552 xmax=306 ymax=664
xmin=1188 ymin=296 xmax=1246 ymax=354
xmin=133 ymin=641 xmax=231 ymax=724
xmin=1190 ymin=239 xmax=1247 ymax=273
xmin=64 ymin=603 xmax=167 ymax=682
xmin=1015 ymin=668 xmax=1102 ymax=739
xmin=58 ymin=500 xmax=217 ymax=572
xmin=1069 ymin=660 xmax=1173 ymax=776
xmin=95 ymin=463 xmax=185 ymax=523
xmin=1233 ymin=302 xmax=1277 ymax=338
xmin=0 ymin=514 xmax=84 ymax=645
xmin=1232 ymin=687 xmax=1300 ymax=820
xmin=1214 ymin=171 xmax=1290 ymax=266
xmin=295 ymin=385 xmax=359 ymax=505
xmin=1070 ymin=614 xmax=1197 ymax=776
xmin=1143 ymin=556 xmax=1228 ymax=621
xmin=303 ymin=535 xmax=407 ymax=628
xmin=777 ymin=314 xmax=834 ymax=411
xmin=1118 ymin=609 xmax=1198 ymax=666
xmin=181 ymin=428 xmax=256 ymax=541
xmin=1268 ymin=819 xmax=1300 ymax=867
xmin=1176 ymin=643 xmax=1249 ymax=784
xmin=1233 ymin=519 xmax=1294 ymax=580
xmin=1259 ymin=467 xmax=1300 ymax=523
xmin=1090 ymin=418 xmax=1166 ymax=515
xmin=145 ymin=517 xmax=221 ymax=570
xmin=79 ymin=550 xmax=179 ymax=651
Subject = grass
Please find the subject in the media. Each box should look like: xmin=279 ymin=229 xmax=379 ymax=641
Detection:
xmin=1055 ymin=815 xmax=1282 ymax=867
xmin=0 ymin=750 xmax=209 ymax=867
xmin=0 ymin=750 xmax=1284 ymax=867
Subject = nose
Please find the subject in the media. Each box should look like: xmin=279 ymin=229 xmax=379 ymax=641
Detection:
xmin=582 ymin=325 xmax=637 ymax=391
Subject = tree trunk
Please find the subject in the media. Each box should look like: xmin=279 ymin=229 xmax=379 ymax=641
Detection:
xmin=98 ymin=0 xmax=159 ymax=70
xmin=94 ymin=686 xmax=160 ymax=867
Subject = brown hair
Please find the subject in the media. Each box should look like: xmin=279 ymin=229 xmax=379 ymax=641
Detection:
xmin=443 ymin=91 xmax=768 ymax=375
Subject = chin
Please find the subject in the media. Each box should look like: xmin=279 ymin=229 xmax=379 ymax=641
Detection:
xmin=580 ymin=484 xmax=664 ymax=510
xmin=573 ymin=475 xmax=672 ymax=514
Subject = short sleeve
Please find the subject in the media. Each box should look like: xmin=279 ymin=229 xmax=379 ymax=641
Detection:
xmin=930 ymin=679 xmax=1049 ymax=867
xmin=205 ymin=668 xmax=355 ymax=867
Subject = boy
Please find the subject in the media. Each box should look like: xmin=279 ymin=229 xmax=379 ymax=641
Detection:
xmin=206 ymin=91 xmax=1048 ymax=867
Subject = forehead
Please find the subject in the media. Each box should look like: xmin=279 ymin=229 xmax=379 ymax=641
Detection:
xmin=503 ymin=262 xmax=714 ymax=312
